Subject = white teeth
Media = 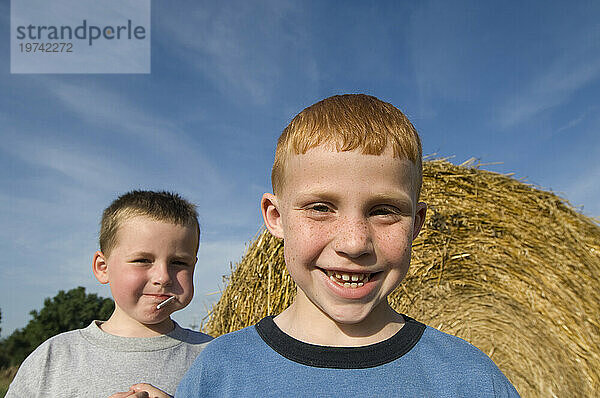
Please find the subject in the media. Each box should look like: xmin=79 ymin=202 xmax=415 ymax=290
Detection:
xmin=323 ymin=269 xmax=373 ymax=288
xmin=326 ymin=271 xmax=369 ymax=289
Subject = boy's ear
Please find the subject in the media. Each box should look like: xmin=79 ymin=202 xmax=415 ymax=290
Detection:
xmin=92 ymin=251 xmax=110 ymax=284
xmin=412 ymin=202 xmax=428 ymax=241
xmin=261 ymin=193 xmax=284 ymax=239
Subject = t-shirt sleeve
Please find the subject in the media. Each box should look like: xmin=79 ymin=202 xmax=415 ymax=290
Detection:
xmin=465 ymin=342 xmax=521 ymax=397
xmin=5 ymin=343 xmax=46 ymax=398
xmin=490 ymin=366 xmax=521 ymax=397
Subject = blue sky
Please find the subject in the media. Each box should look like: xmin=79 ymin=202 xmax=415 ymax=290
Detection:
xmin=1 ymin=0 xmax=599 ymax=337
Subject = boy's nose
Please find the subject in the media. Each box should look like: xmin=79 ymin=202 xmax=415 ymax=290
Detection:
xmin=333 ymin=218 xmax=374 ymax=258
xmin=151 ymin=263 xmax=173 ymax=286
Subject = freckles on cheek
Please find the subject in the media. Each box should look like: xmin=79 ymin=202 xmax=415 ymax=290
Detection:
xmin=377 ymin=228 xmax=412 ymax=255
xmin=295 ymin=220 xmax=324 ymax=236
xmin=288 ymin=222 xmax=327 ymax=246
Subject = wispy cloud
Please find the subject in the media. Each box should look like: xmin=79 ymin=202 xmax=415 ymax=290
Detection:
xmin=41 ymin=79 xmax=208 ymax=158
xmin=497 ymin=37 xmax=600 ymax=128
xmin=555 ymin=105 xmax=600 ymax=135
xmin=3 ymin=130 xmax=131 ymax=190
xmin=30 ymin=78 xmax=235 ymax=198
xmin=560 ymin=157 xmax=600 ymax=218
xmin=155 ymin=0 xmax=317 ymax=106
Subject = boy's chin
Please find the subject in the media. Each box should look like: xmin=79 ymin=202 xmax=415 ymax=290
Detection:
xmin=320 ymin=300 xmax=395 ymax=327
xmin=329 ymin=315 xmax=369 ymax=326
xmin=321 ymin=305 xmax=376 ymax=326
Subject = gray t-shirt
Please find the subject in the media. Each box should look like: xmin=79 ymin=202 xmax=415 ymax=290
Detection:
xmin=6 ymin=320 xmax=212 ymax=397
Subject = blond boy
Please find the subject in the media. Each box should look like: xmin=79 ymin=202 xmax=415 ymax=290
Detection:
xmin=7 ymin=190 xmax=212 ymax=398
xmin=176 ymin=94 xmax=520 ymax=397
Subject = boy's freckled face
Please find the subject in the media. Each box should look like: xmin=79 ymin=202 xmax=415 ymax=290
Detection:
xmin=101 ymin=216 xmax=197 ymax=330
xmin=272 ymin=147 xmax=425 ymax=325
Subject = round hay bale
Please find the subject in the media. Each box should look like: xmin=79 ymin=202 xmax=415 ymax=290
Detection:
xmin=203 ymin=159 xmax=600 ymax=397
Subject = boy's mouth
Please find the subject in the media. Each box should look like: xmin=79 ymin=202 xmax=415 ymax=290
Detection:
xmin=323 ymin=269 xmax=373 ymax=288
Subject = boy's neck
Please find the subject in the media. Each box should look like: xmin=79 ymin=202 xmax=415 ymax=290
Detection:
xmin=273 ymin=294 xmax=405 ymax=347
xmin=100 ymin=313 xmax=175 ymax=338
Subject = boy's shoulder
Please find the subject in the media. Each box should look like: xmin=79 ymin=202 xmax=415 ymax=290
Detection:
xmin=23 ymin=322 xmax=92 ymax=359
xmin=415 ymin=324 xmax=500 ymax=369
xmin=5 ymin=323 xmax=95 ymax=397
xmin=169 ymin=322 xmax=213 ymax=345
xmin=12 ymin=321 xmax=120 ymax=374
xmin=414 ymin=326 xmax=520 ymax=396
xmin=196 ymin=321 xmax=262 ymax=359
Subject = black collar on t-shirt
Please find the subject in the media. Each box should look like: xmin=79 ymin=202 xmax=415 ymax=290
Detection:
xmin=255 ymin=315 xmax=426 ymax=369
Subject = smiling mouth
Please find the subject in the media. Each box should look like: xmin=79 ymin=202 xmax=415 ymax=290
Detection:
xmin=322 ymin=269 xmax=375 ymax=288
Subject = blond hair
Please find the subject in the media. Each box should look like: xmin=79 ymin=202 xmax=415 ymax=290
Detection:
xmin=272 ymin=94 xmax=423 ymax=197
xmin=99 ymin=190 xmax=199 ymax=257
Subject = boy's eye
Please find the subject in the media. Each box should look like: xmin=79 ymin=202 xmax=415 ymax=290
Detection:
xmin=307 ymin=204 xmax=332 ymax=213
xmin=370 ymin=206 xmax=401 ymax=217
xmin=133 ymin=258 xmax=151 ymax=263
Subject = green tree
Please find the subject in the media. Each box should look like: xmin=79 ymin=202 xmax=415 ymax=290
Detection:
xmin=0 ymin=287 xmax=114 ymax=367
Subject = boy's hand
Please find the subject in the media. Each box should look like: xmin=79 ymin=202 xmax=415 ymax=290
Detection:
xmin=107 ymin=391 xmax=142 ymax=398
xmin=108 ymin=383 xmax=172 ymax=398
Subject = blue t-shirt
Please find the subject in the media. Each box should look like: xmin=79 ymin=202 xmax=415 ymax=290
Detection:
xmin=177 ymin=315 xmax=520 ymax=397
